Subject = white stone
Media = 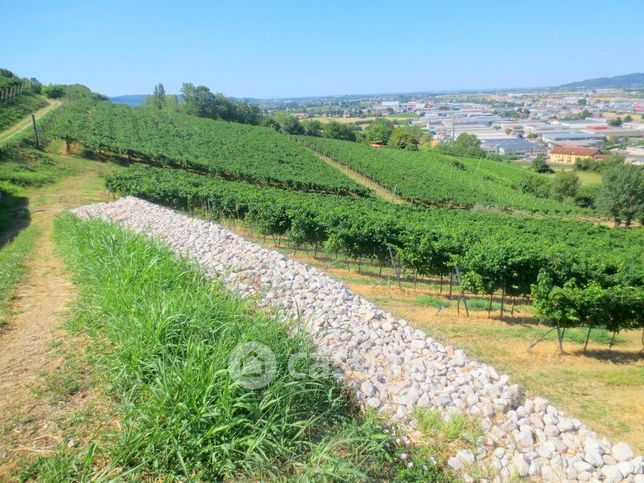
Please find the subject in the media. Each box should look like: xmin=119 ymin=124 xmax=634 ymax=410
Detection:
xmin=512 ymin=453 xmax=530 ymax=477
xmin=612 ymin=442 xmax=634 ymax=462
xmin=601 ymin=465 xmax=624 ymax=482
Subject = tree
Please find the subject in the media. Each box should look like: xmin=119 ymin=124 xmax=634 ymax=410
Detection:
xmin=323 ymin=121 xmax=356 ymax=142
xmin=577 ymin=98 xmax=587 ymax=106
xmin=597 ymin=163 xmax=644 ymax=226
xmin=623 ymin=114 xmax=633 ymax=122
xmin=419 ymin=132 xmax=434 ymax=149
xmin=549 ymin=171 xmax=580 ymax=201
xmin=180 ymin=83 xmax=261 ymax=125
xmin=366 ymin=119 xmax=394 ymax=145
xmin=454 ymin=133 xmax=480 ymax=150
xmin=531 ymin=154 xmax=553 ymax=173
xmin=608 ymin=117 xmax=622 ymax=127
xmin=152 ymin=83 xmax=166 ymax=109
xmin=388 ymin=128 xmax=419 ymax=150
xmin=301 ymin=119 xmax=322 ymax=137
xmin=43 ymin=84 xmax=65 ymax=99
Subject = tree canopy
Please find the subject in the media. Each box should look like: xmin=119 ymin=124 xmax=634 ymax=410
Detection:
xmin=598 ymin=163 xmax=644 ymax=226
xmin=181 ymin=83 xmax=261 ymax=125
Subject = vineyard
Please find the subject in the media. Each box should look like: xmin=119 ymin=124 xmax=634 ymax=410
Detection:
xmin=106 ymin=164 xmax=644 ymax=346
xmin=46 ymin=101 xmax=370 ymax=196
xmin=296 ymin=135 xmax=586 ymax=214
xmin=0 ymin=70 xmax=48 ymax=132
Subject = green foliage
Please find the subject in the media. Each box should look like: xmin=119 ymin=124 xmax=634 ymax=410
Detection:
xmin=181 ymin=82 xmax=261 ymax=125
xmin=575 ymin=154 xmax=624 ymax=173
xmin=388 ymin=127 xmax=420 ymax=150
xmin=434 ymin=133 xmax=486 ymax=159
xmin=0 ymin=66 xmax=49 ymax=131
xmin=549 ymin=171 xmax=580 ymax=201
xmin=574 ymin=185 xmax=598 ymax=209
xmin=46 ymin=101 xmax=369 ymax=196
xmin=532 ymin=273 xmax=643 ymax=349
xmin=608 ymin=117 xmax=623 ymax=127
xmin=301 ymin=119 xmax=322 ymax=136
xmin=48 ymin=215 xmax=444 ymax=481
xmin=531 ymin=154 xmax=553 ymax=173
xmin=43 ymin=84 xmax=65 ymax=98
xmin=514 ymin=173 xmax=551 ymax=199
xmin=149 ymin=83 xmax=166 ymax=109
xmin=296 ymin=136 xmax=586 ymax=214
xmin=106 ymin=164 xmax=643 ymax=306
xmin=366 ymin=119 xmax=395 ymax=145
xmin=262 ymin=113 xmax=303 ymax=134
xmin=323 ymin=121 xmax=356 ymax=141
xmin=598 ymin=163 xmax=644 ymax=226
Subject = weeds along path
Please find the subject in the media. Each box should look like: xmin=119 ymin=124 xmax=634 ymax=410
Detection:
xmin=0 ymin=100 xmax=61 ymax=146
xmin=302 ymin=145 xmax=409 ymax=204
xmin=0 ymin=168 xmax=111 ymax=478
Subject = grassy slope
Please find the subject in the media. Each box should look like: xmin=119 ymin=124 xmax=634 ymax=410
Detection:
xmin=0 ymin=94 xmax=49 ymax=132
xmin=24 ymin=214 xmax=449 ymax=481
xmin=297 ymin=136 xmax=586 ymax=215
xmin=50 ymin=102 xmax=370 ymax=196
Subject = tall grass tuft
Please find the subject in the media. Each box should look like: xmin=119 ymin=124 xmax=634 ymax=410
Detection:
xmin=38 ymin=215 xmax=448 ymax=481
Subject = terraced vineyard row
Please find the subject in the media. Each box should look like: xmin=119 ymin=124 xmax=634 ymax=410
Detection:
xmin=46 ymin=101 xmax=370 ymax=196
xmin=106 ymin=165 xmax=643 ymax=337
xmin=296 ymin=136 xmax=585 ymax=214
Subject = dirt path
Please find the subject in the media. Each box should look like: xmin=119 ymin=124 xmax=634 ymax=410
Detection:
xmin=303 ymin=146 xmax=408 ymax=204
xmin=0 ymin=169 xmax=111 ymax=478
xmin=0 ymin=99 xmax=61 ymax=146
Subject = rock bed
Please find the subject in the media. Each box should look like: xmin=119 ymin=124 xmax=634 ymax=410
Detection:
xmin=72 ymin=197 xmax=642 ymax=482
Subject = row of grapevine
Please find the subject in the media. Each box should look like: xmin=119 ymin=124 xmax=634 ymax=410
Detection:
xmin=106 ymin=165 xmax=643 ymax=337
xmin=295 ymin=135 xmax=586 ymax=215
xmin=45 ymin=101 xmax=370 ymax=196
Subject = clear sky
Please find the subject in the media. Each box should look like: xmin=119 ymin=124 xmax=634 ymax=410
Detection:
xmin=2 ymin=0 xmax=643 ymax=98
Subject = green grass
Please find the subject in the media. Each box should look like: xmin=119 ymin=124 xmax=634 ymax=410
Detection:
xmin=34 ymin=214 xmax=449 ymax=481
xmin=0 ymin=226 xmax=39 ymax=329
xmin=415 ymin=295 xmax=450 ymax=309
xmin=412 ymin=409 xmax=483 ymax=473
xmin=0 ymin=93 xmax=48 ymax=132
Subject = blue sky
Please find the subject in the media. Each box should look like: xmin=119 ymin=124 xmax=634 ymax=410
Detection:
xmin=2 ymin=0 xmax=643 ymax=98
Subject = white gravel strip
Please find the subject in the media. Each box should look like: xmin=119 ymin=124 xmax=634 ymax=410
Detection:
xmin=72 ymin=196 xmax=642 ymax=482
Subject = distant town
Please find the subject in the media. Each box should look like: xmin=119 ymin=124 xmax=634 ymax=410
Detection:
xmin=254 ymin=87 xmax=644 ymax=165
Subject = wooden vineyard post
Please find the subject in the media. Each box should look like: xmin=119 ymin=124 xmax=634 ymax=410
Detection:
xmin=386 ymin=244 xmax=401 ymax=288
xmin=32 ymin=114 xmax=40 ymax=146
xmin=454 ymin=265 xmax=469 ymax=316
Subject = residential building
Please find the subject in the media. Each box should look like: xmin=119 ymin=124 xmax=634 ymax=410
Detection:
xmin=549 ymin=145 xmax=603 ymax=164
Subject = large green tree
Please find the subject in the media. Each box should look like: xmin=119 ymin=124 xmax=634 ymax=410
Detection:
xmin=323 ymin=121 xmax=356 ymax=142
xmin=549 ymin=171 xmax=580 ymax=201
xmin=152 ymin=83 xmax=166 ymax=109
xmin=366 ymin=119 xmax=394 ymax=145
xmin=598 ymin=163 xmax=644 ymax=226
xmin=388 ymin=128 xmax=419 ymax=150
xmin=180 ymin=83 xmax=261 ymax=125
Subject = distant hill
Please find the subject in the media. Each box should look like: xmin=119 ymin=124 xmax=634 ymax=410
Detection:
xmin=557 ymin=73 xmax=644 ymax=90
xmin=110 ymin=94 xmax=148 ymax=106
